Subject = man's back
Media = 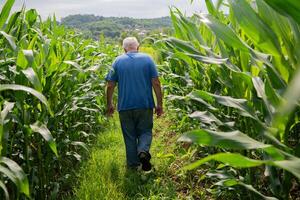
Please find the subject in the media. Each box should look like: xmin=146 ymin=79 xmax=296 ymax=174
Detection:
xmin=106 ymin=52 xmax=158 ymax=111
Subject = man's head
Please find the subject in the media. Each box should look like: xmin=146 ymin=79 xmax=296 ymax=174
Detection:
xmin=123 ymin=37 xmax=139 ymax=53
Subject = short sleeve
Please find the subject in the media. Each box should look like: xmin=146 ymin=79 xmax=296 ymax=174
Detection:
xmin=105 ymin=59 xmax=118 ymax=82
xmin=149 ymin=57 xmax=159 ymax=78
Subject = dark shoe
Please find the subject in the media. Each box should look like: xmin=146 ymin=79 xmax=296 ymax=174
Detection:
xmin=138 ymin=152 xmax=152 ymax=171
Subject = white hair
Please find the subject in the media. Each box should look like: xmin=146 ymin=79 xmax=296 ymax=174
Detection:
xmin=122 ymin=37 xmax=139 ymax=51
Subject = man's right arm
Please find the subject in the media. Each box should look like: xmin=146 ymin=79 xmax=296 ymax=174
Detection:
xmin=106 ymin=81 xmax=116 ymax=117
xmin=152 ymin=77 xmax=163 ymax=117
xmin=105 ymin=59 xmax=118 ymax=117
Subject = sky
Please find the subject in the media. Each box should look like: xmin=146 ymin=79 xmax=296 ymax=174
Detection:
xmin=4 ymin=0 xmax=207 ymax=20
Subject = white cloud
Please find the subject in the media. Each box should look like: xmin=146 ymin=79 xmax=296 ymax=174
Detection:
xmin=3 ymin=0 xmax=207 ymax=20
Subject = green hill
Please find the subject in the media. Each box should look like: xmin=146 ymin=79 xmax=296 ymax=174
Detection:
xmin=61 ymin=14 xmax=172 ymax=39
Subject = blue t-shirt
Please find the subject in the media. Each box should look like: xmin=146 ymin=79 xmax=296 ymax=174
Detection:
xmin=105 ymin=52 xmax=159 ymax=112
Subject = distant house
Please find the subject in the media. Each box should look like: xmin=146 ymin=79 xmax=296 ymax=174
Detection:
xmin=138 ymin=30 xmax=148 ymax=36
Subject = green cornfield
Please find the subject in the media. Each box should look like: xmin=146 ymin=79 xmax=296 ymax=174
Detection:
xmin=1 ymin=0 xmax=300 ymax=199
xmin=0 ymin=0 xmax=119 ymax=198
xmin=156 ymin=0 xmax=300 ymax=199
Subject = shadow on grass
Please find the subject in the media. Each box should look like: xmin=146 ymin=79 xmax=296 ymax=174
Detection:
xmin=120 ymin=168 xmax=177 ymax=199
xmin=109 ymin=160 xmax=121 ymax=182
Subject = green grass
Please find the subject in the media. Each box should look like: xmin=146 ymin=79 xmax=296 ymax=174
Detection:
xmin=73 ymin=115 xmax=178 ymax=200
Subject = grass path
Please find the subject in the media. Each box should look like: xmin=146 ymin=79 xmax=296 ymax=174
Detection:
xmin=73 ymin=115 xmax=180 ymax=200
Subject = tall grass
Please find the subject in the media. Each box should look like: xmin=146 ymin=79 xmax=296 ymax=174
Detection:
xmin=157 ymin=0 xmax=300 ymax=199
xmin=0 ymin=0 xmax=119 ymax=198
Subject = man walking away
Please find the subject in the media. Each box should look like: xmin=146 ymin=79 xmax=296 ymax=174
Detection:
xmin=105 ymin=37 xmax=163 ymax=171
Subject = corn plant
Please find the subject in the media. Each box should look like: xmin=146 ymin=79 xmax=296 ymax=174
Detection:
xmin=157 ymin=0 xmax=300 ymax=199
xmin=0 ymin=0 xmax=119 ymax=199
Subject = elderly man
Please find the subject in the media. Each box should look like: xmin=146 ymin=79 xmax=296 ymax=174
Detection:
xmin=105 ymin=37 xmax=163 ymax=171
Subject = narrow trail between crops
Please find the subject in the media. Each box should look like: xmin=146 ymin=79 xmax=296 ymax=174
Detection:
xmin=72 ymin=115 xmax=180 ymax=200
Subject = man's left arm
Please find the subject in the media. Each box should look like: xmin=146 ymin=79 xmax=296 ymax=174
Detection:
xmin=106 ymin=81 xmax=116 ymax=117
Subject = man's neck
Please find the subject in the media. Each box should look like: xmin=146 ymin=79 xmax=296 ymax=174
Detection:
xmin=126 ymin=50 xmax=138 ymax=53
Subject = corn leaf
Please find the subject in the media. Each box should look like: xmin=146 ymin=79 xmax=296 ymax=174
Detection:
xmin=229 ymin=0 xmax=281 ymax=56
xmin=0 ymin=102 xmax=14 ymax=125
xmin=0 ymin=157 xmax=29 ymax=197
xmin=166 ymin=37 xmax=202 ymax=55
xmin=0 ymin=31 xmax=16 ymax=51
xmin=263 ymin=0 xmax=300 ymax=25
xmin=189 ymin=90 xmax=257 ymax=120
xmin=0 ymin=102 xmax=14 ymax=153
xmin=22 ymin=68 xmax=43 ymax=92
xmin=4 ymin=11 xmax=20 ymax=33
xmin=252 ymin=77 xmax=274 ymax=118
xmin=273 ymin=158 xmax=300 ymax=179
xmin=0 ymin=180 xmax=9 ymax=200
xmin=63 ymin=60 xmax=83 ymax=72
xmin=189 ymin=111 xmax=223 ymax=126
xmin=205 ymin=0 xmax=218 ymax=17
xmin=216 ymin=179 xmax=278 ymax=200
xmin=0 ymin=0 xmax=15 ymax=29
xmin=30 ymin=122 xmax=58 ymax=156
xmin=178 ymin=129 xmax=270 ymax=150
xmin=183 ymin=153 xmax=265 ymax=170
xmin=183 ymin=151 xmax=300 ymax=179
xmin=197 ymin=14 xmax=249 ymax=52
xmin=0 ymin=84 xmax=53 ymax=116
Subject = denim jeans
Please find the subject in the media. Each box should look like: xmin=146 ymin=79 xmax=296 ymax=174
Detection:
xmin=119 ymin=109 xmax=153 ymax=168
